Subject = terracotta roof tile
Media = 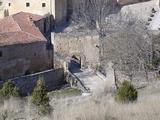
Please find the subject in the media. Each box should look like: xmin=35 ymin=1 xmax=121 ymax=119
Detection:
xmin=0 ymin=12 xmax=47 ymax=46
xmin=0 ymin=31 xmax=45 ymax=46
xmin=0 ymin=16 xmax=21 ymax=33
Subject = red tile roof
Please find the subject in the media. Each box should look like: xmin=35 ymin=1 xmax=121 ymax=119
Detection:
xmin=0 ymin=16 xmax=21 ymax=33
xmin=0 ymin=12 xmax=47 ymax=46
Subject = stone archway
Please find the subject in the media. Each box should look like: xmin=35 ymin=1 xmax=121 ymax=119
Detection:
xmin=69 ymin=55 xmax=81 ymax=71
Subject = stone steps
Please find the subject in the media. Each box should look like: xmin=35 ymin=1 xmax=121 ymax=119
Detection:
xmin=73 ymin=69 xmax=106 ymax=93
xmin=146 ymin=8 xmax=160 ymax=30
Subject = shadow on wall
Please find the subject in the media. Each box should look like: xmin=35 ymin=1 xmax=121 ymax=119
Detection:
xmin=54 ymin=21 xmax=71 ymax=33
xmin=69 ymin=55 xmax=81 ymax=72
xmin=4 ymin=9 xmax=9 ymax=17
xmin=0 ymin=68 xmax=65 ymax=96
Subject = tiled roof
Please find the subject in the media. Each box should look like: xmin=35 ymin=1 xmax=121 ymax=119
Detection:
xmin=0 ymin=16 xmax=21 ymax=33
xmin=0 ymin=12 xmax=46 ymax=46
xmin=0 ymin=31 xmax=44 ymax=46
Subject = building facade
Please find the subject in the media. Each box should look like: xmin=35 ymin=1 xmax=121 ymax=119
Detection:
xmin=53 ymin=31 xmax=100 ymax=69
xmin=0 ymin=0 xmax=67 ymax=24
xmin=0 ymin=12 xmax=53 ymax=80
xmin=0 ymin=0 xmax=159 ymax=24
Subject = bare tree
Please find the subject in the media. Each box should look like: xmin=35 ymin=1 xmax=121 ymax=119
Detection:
xmin=152 ymin=34 xmax=160 ymax=73
xmin=103 ymin=22 xmax=153 ymax=81
xmin=71 ymin=0 xmax=118 ymax=72
xmin=72 ymin=0 xmax=118 ymax=35
xmin=71 ymin=0 xmax=155 ymax=82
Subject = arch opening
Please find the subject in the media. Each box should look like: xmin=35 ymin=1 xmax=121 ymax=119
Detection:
xmin=69 ymin=55 xmax=81 ymax=72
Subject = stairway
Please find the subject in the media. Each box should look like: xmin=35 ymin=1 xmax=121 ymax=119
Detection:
xmin=73 ymin=69 xmax=106 ymax=94
xmin=146 ymin=8 xmax=160 ymax=30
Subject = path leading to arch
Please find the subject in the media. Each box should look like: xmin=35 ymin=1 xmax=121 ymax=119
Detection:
xmin=69 ymin=61 xmax=116 ymax=95
xmin=72 ymin=69 xmax=107 ymax=94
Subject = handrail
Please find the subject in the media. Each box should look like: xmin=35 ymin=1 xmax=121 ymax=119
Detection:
xmin=67 ymin=71 xmax=90 ymax=93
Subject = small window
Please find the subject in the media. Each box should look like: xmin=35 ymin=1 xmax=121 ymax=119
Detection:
xmin=42 ymin=3 xmax=46 ymax=7
xmin=26 ymin=2 xmax=30 ymax=7
xmin=0 ymin=51 xmax=2 ymax=57
xmin=0 ymin=2 xmax=2 ymax=6
xmin=8 ymin=3 xmax=11 ymax=7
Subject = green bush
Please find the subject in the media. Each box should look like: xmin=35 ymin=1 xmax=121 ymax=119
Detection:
xmin=31 ymin=79 xmax=50 ymax=114
xmin=116 ymin=80 xmax=138 ymax=103
xmin=38 ymin=105 xmax=51 ymax=115
xmin=152 ymin=58 xmax=160 ymax=68
xmin=0 ymin=80 xmax=19 ymax=100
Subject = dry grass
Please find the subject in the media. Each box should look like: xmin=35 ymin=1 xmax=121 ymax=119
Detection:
xmin=0 ymin=82 xmax=160 ymax=120
xmin=51 ymin=94 xmax=160 ymax=120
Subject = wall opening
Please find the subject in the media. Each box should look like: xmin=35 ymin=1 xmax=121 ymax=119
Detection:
xmin=0 ymin=1 xmax=2 ymax=6
xmin=4 ymin=9 xmax=9 ymax=17
xmin=25 ymin=70 xmax=31 ymax=75
xmin=8 ymin=3 xmax=11 ymax=7
xmin=34 ymin=53 xmax=37 ymax=57
xmin=26 ymin=2 xmax=30 ymax=7
xmin=69 ymin=55 xmax=81 ymax=72
xmin=0 ymin=51 xmax=2 ymax=57
xmin=44 ymin=19 xmax=47 ymax=34
xmin=42 ymin=3 xmax=46 ymax=7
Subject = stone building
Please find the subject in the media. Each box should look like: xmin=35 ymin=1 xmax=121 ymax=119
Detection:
xmin=0 ymin=12 xmax=53 ymax=80
xmin=0 ymin=0 xmax=158 ymax=26
xmin=53 ymin=31 xmax=100 ymax=69
xmin=0 ymin=0 xmax=67 ymax=24
xmin=117 ymin=0 xmax=159 ymax=5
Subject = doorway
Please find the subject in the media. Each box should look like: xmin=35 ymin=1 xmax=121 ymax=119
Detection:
xmin=69 ymin=55 xmax=81 ymax=72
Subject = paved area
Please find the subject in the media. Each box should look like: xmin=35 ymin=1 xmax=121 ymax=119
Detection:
xmin=73 ymin=69 xmax=106 ymax=94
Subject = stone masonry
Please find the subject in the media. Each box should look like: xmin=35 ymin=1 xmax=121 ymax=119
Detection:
xmin=53 ymin=31 xmax=100 ymax=69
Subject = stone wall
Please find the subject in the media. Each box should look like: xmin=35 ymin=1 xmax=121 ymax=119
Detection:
xmin=0 ymin=42 xmax=53 ymax=80
xmin=0 ymin=68 xmax=65 ymax=95
xmin=120 ymin=0 xmax=159 ymax=21
xmin=34 ymin=16 xmax=51 ymax=35
xmin=117 ymin=0 xmax=151 ymax=5
xmin=52 ymin=31 xmax=100 ymax=69
xmin=55 ymin=0 xmax=67 ymax=24
xmin=0 ymin=0 xmax=68 ymax=24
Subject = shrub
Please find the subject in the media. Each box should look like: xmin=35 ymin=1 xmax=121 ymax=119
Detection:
xmin=31 ymin=79 xmax=50 ymax=114
xmin=38 ymin=105 xmax=51 ymax=115
xmin=152 ymin=58 xmax=160 ymax=68
xmin=116 ymin=80 xmax=138 ymax=103
xmin=0 ymin=80 xmax=19 ymax=100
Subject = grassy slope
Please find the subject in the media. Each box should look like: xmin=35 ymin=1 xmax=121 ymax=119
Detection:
xmin=48 ymin=88 xmax=82 ymax=98
xmin=0 ymin=82 xmax=160 ymax=120
xmin=52 ymin=81 xmax=160 ymax=120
